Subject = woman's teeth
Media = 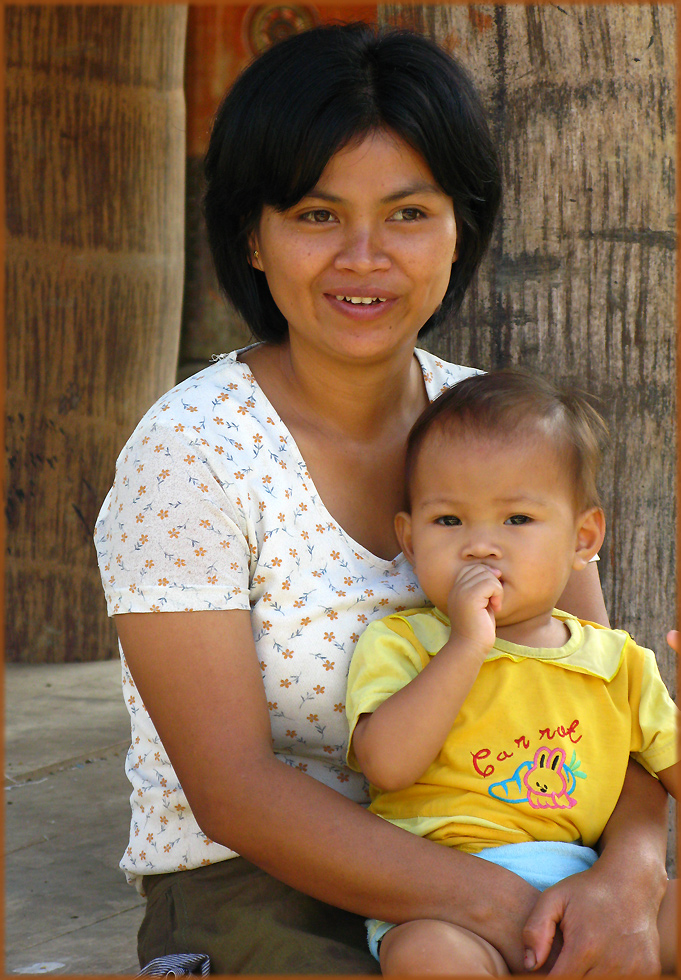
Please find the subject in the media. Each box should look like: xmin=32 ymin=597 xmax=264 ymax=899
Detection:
xmin=335 ymin=296 xmax=387 ymax=305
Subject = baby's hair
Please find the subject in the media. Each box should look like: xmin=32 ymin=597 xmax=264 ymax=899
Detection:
xmin=406 ymin=369 xmax=609 ymax=510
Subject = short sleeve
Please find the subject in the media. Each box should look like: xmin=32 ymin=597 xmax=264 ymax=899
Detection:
xmin=629 ymin=642 xmax=679 ymax=774
xmin=345 ymin=619 xmax=425 ymax=770
xmin=94 ymin=414 xmax=253 ymax=615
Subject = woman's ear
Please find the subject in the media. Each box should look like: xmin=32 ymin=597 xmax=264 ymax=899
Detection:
xmin=573 ymin=507 xmax=606 ymax=570
xmin=248 ymin=235 xmax=264 ymax=271
xmin=394 ymin=511 xmax=415 ymax=565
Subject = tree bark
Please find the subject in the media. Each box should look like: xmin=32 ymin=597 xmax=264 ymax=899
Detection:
xmin=380 ymin=4 xmax=676 ymax=692
xmin=6 ymin=6 xmax=188 ymax=661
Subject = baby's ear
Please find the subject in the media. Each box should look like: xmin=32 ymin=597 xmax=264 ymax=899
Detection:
xmin=573 ymin=507 xmax=606 ymax=570
xmin=394 ymin=512 xmax=415 ymax=565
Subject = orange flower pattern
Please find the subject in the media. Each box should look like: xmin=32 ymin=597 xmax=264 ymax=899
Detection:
xmin=94 ymin=348 xmax=477 ymax=883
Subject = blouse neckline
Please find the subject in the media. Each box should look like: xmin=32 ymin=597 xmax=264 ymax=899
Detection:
xmin=220 ymin=346 xmax=443 ymax=570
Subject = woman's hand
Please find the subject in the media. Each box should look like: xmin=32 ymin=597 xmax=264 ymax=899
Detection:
xmin=523 ymin=759 xmax=668 ymax=975
xmin=523 ymin=862 xmax=665 ymax=975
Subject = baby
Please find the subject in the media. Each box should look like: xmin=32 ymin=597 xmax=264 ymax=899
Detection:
xmin=346 ymin=369 xmax=678 ymax=976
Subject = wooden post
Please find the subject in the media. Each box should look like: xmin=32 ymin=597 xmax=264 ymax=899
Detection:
xmin=6 ymin=6 xmax=188 ymax=661
xmin=380 ymin=4 xmax=676 ymax=690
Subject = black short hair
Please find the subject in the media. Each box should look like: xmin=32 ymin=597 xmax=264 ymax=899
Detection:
xmin=204 ymin=22 xmax=501 ymax=343
xmin=405 ymin=369 xmax=609 ymax=511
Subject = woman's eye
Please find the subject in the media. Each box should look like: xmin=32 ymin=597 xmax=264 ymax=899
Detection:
xmin=300 ymin=209 xmax=336 ymax=224
xmin=505 ymin=515 xmax=531 ymax=526
xmin=391 ymin=207 xmax=425 ymax=222
xmin=435 ymin=515 xmax=461 ymax=526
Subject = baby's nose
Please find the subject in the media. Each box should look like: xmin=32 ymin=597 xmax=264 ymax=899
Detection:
xmin=463 ymin=534 xmax=501 ymax=559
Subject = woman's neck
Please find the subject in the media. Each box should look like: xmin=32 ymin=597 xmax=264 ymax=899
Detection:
xmin=243 ymin=339 xmax=427 ymax=442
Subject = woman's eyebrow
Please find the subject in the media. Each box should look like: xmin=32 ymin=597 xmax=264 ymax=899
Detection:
xmin=382 ymin=183 xmax=443 ymax=202
xmin=302 ymin=182 xmax=443 ymax=204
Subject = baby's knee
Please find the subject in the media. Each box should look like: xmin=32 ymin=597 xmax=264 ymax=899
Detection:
xmin=379 ymin=918 xmax=507 ymax=976
xmin=379 ymin=920 xmax=445 ymax=975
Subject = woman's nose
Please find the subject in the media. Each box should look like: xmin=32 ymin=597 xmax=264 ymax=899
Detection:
xmin=333 ymin=226 xmax=391 ymax=274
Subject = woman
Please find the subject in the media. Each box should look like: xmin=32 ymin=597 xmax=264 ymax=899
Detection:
xmin=95 ymin=23 xmax=669 ymax=975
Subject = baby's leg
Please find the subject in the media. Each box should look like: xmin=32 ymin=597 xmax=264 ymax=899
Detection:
xmin=379 ymin=918 xmax=508 ymax=976
xmin=658 ymin=879 xmax=676 ymax=975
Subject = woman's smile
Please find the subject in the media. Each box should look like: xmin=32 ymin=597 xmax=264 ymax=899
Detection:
xmin=324 ymin=292 xmax=397 ymax=321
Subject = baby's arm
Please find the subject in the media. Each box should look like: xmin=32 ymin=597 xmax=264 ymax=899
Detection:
xmin=352 ymin=564 xmax=502 ymax=792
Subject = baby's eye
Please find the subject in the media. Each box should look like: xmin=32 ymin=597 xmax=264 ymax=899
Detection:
xmin=391 ymin=207 xmax=426 ymax=222
xmin=505 ymin=514 xmax=532 ymax=526
xmin=435 ymin=515 xmax=461 ymax=526
xmin=300 ymin=209 xmax=336 ymax=224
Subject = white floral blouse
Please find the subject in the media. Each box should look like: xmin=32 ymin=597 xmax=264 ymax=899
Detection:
xmin=94 ymin=346 xmax=478 ymax=886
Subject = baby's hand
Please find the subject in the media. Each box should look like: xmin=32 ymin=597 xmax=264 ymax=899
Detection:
xmin=447 ymin=563 xmax=502 ymax=657
xmin=666 ymin=630 xmax=680 ymax=654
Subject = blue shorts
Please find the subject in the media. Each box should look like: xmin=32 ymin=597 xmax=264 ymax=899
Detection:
xmin=366 ymin=840 xmax=598 ymax=960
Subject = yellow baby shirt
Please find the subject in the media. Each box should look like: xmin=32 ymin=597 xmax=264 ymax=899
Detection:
xmin=346 ymin=609 xmax=678 ymax=852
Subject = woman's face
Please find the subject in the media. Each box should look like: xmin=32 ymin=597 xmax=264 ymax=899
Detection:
xmin=251 ymin=129 xmax=458 ymax=366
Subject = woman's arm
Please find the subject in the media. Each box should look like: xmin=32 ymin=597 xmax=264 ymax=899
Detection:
xmin=657 ymin=762 xmax=680 ymax=798
xmin=115 ymin=608 xmax=539 ymax=974
xmin=557 ymin=561 xmax=610 ymax=626
xmin=525 ymin=564 xmax=670 ymax=974
xmin=523 ymin=758 xmax=669 ymax=974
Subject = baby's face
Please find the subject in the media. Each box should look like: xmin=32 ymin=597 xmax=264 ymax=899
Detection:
xmin=396 ymin=429 xmax=589 ymax=628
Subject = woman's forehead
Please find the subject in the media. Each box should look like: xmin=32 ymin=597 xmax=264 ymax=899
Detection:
xmin=303 ymin=129 xmax=444 ymax=200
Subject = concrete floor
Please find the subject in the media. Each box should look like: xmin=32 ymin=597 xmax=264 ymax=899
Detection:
xmin=5 ymin=660 xmax=145 ymax=976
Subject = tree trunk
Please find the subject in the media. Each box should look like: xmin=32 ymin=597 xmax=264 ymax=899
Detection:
xmin=179 ymin=6 xmax=253 ymax=378
xmin=380 ymin=4 xmax=676 ymax=691
xmin=5 ymin=6 xmax=188 ymax=661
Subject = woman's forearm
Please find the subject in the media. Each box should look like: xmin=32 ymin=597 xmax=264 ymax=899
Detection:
xmin=116 ymin=610 xmax=537 ymax=972
xmin=198 ymin=752 xmax=537 ymax=972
